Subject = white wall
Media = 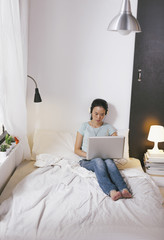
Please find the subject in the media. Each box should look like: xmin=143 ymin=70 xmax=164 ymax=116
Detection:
xmin=27 ymin=0 xmax=138 ymax=147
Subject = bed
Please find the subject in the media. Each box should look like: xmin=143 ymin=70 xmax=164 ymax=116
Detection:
xmin=0 ymin=129 xmax=164 ymax=240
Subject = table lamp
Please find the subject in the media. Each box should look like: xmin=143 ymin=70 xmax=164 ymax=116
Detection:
xmin=147 ymin=125 xmax=164 ymax=157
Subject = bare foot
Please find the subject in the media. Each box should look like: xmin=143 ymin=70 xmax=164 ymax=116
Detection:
xmin=121 ymin=189 xmax=132 ymax=199
xmin=110 ymin=190 xmax=122 ymax=201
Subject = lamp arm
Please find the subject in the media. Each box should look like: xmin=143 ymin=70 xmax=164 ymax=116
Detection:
xmin=27 ymin=75 xmax=38 ymax=88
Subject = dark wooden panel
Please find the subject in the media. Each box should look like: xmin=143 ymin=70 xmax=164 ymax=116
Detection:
xmin=129 ymin=0 xmax=164 ymax=166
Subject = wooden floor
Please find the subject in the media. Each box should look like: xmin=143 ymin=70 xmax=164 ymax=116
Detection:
xmin=159 ymin=187 xmax=164 ymax=198
xmin=159 ymin=187 xmax=164 ymax=207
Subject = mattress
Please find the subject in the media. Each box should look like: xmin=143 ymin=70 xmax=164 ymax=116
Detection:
xmin=0 ymin=157 xmax=164 ymax=240
xmin=0 ymin=130 xmax=164 ymax=240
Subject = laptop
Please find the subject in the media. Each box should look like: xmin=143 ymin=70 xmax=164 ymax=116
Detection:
xmin=86 ymin=136 xmax=125 ymax=160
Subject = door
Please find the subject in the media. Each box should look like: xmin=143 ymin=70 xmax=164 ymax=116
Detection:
xmin=129 ymin=0 xmax=164 ymax=166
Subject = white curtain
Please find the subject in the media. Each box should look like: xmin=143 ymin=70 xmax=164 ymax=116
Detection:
xmin=0 ymin=0 xmax=31 ymax=159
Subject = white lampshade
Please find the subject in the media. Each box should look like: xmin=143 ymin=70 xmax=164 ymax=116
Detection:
xmin=148 ymin=125 xmax=164 ymax=143
xmin=147 ymin=125 xmax=164 ymax=157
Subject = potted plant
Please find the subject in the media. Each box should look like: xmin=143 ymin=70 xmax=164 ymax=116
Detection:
xmin=5 ymin=134 xmax=12 ymax=145
xmin=5 ymin=134 xmax=16 ymax=152
xmin=0 ymin=144 xmax=8 ymax=160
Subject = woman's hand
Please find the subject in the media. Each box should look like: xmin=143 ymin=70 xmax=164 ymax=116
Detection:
xmin=111 ymin=132 xmax=117 ymax=136
xmin=74 ymin=132 xmax=87 ymax=158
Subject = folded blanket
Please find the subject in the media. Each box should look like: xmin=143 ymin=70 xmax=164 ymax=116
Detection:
xmin=35 ymin=153 xmax=63 ymax=167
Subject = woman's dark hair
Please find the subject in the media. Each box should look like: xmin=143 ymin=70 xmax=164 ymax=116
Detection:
xmin=90 ymin=98 xmax=108 ymax=120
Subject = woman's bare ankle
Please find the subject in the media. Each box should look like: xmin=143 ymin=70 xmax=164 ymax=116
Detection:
xmin=121 ymin=189 xmax=132 ymax=198
xmin=110 ymin=190 xmax=122 ymax=201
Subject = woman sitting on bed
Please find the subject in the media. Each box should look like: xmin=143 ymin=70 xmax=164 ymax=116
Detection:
xmin=74 ymin=98 xmax=132 ymax=201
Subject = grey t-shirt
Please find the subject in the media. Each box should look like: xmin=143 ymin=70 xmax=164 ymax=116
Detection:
xmin=78 ymin=122 xmax=115 ymax=152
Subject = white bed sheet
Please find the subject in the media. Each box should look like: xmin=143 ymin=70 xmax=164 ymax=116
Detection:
xmin=0 ymin=155 xmax=164 ymax=240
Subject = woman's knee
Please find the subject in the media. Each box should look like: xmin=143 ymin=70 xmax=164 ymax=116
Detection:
xmin=92 ymin=158 xmax=105 ymax=170
xmin=105 ymin=159 xmax=117 ymax=169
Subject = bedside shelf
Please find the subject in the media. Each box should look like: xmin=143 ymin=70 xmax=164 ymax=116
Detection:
xmin=0 ymin=143 xmax=23 ymax=194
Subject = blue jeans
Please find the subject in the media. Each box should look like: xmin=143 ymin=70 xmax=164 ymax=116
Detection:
xmin=79 ymin=158 xmax=128 ymax=195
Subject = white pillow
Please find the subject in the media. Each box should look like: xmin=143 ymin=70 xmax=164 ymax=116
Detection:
xmin=117 ymin=129 xmax=129 ymax=160
xmin=32 ymin=129 xmax=77 ymax=160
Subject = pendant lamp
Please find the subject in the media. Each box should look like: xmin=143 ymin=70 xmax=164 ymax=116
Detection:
xmin=107 ymin=0 xmax=141 ymax=35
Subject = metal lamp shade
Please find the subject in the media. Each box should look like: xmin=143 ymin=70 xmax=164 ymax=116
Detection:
xmin=28 ymin=75 xmax=42 ymax=103
xmin=34 ymin=88 xmax=42 ymax=103
xmin=107 ymin=0 xmax=141 ymax=35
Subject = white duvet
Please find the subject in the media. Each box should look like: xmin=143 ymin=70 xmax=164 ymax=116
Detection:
xmin=0 ymin=155 xmax=164 ymax=240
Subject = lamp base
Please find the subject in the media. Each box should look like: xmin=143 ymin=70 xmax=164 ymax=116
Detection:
xmin=147 ymin=149 xmax=164 ymax=158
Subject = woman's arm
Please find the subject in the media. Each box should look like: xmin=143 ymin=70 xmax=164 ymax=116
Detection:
xmin=74 ymin=132 xmax=87 ymax=158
